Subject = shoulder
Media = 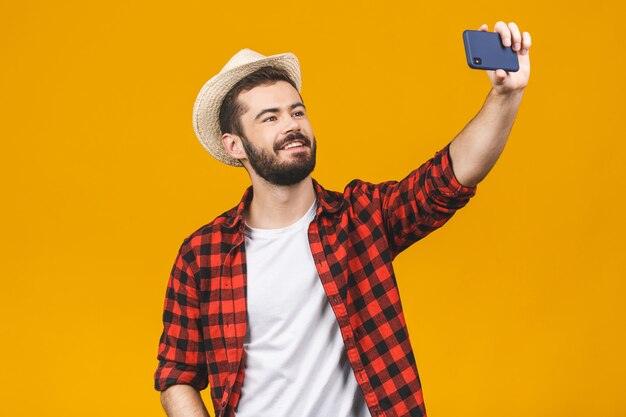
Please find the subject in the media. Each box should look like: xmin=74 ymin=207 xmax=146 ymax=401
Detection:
xmin=315 ymin=176 xmax=395 ymax=201
xmin=343 ymin=177 xmax=399 ymax=196
xmin=314 ymin=177 xmax=396 ymax=218
xmin=176 ymin=204 xmax=240 ymax=260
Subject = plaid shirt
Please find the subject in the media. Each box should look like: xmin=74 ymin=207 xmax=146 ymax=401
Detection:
xmin=154 ymin=143 xmax=477 ymax=417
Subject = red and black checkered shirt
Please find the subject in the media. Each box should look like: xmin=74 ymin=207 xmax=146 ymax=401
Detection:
xmin=154 ymin=143 xmax=477 ymax=417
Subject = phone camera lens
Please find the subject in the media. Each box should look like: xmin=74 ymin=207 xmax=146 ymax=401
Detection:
xmin=473 ymin=57 xmax=482 ymax=65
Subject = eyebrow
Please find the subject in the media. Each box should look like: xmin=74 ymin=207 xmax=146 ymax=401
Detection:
xmin=254 ymin=102 xmax=306 ymax=121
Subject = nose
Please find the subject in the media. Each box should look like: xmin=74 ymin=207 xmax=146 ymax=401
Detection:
xmin=281 ymin=113 xmax=300 ymax=134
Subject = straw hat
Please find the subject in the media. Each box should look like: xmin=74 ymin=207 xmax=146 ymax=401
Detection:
xmin=192 ymin=48 xmax=302 ymax=167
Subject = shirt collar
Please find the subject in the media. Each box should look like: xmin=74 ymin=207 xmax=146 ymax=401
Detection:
xmin=312 ymin=178 xmax=344 ymax=216
xmin=221 ymin=178 xmax=344 ymax=231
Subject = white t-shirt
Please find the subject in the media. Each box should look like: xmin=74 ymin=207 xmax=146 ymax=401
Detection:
xmin=234 ymin=199 xmax=371 ymax=417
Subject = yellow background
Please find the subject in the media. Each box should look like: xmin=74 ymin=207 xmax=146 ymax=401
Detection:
xmin=1 ymin=1 xmax=624 ymax=416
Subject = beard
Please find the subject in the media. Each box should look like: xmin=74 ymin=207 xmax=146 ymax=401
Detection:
xmin=240 ymin=132 xmax=317 ymax=186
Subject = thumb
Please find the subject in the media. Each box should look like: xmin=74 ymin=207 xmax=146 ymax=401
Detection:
xmin=493 ymin=69 xmax=507 ymax=84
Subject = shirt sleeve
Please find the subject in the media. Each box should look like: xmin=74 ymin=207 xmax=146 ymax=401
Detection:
xmin=154 ymin=239 xmax=209 ymax=392
xmin=378 ymin=142 xmax=478 ymax=258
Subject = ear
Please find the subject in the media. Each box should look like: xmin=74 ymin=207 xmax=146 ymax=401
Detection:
xmin=221 ymin=133 xmax=247 ymax=161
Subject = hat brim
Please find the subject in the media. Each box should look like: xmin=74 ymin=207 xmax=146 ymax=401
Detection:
xmin=192 ymin=53 xmax=302 ymax=167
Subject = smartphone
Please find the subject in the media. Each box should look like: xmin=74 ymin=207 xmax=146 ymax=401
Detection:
xmin=463 ymin=30 xmax=519 ymax=72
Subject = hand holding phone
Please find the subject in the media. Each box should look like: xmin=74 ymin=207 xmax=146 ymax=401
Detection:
xmin=463 ymin=22 xmax=531 ymax=95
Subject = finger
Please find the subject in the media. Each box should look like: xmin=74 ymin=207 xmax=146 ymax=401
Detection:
xmin=494 ymin=21 xmax=511 ymax=47
xmin=478 ymin=23 xmax=488 ymax=31
xmin=507 ymin=22 xmax=522 ymax=51
xmin=521 ymin=31 xmax=532 ymax=55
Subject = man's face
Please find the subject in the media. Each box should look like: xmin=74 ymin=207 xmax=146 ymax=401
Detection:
xmin=235 ymin=81 xmax=316 ymax=186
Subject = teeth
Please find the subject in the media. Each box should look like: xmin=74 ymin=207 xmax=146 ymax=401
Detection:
xmin=283 ymin=142 xmax=303 ymax=150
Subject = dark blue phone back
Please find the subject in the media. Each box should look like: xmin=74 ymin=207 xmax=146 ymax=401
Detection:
xmin=463 ymin=30 xmax=519 ymax=72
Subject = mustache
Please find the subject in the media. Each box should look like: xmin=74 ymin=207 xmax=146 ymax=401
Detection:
xmin=274 ymin=132 xmax=312 ymax=151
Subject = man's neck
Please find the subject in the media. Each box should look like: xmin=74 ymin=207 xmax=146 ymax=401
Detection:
xmin=243 ymin=176 xmax=316 ymax=229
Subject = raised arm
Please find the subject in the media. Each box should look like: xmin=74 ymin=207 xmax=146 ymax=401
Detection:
xmin=449 ymin=21 xmax=532 ymax=187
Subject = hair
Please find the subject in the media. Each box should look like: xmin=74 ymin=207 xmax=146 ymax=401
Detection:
xmin=218 ymin=66 xmax=299 ymax=138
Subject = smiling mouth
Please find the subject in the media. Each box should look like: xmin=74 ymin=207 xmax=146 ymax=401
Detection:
xmin=279 ymin=140 xmax=307 ymax=151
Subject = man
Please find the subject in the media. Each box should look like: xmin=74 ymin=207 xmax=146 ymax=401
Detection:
xmin=154 ymin=21 xmax=531 ymax=417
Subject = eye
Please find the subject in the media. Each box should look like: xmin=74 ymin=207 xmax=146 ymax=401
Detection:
xmin=293 ymin=110 xmax=305 ymax=117
xmin=263 ymin=116 xmax=277 ymax=122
